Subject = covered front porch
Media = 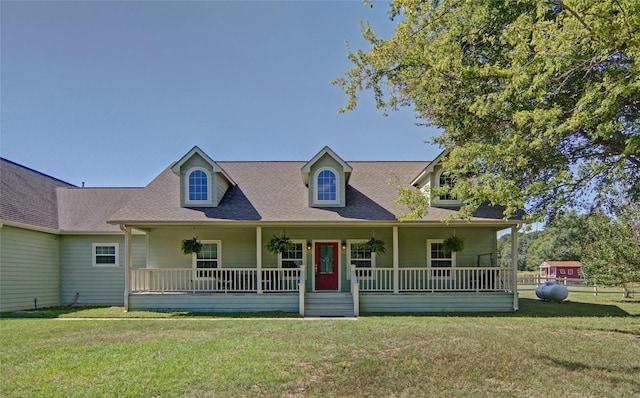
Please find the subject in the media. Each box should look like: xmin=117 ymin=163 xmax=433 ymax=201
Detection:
xmin=121 ymin=224 xmax=522 ymax=315
xmin=127 ymin=265 xmax=516 ymax=315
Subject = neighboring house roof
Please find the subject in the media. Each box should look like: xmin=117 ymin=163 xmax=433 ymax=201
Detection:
xmin=540 ymin=261 xmax=582 ymax=268
xmin=108 ymin=160 xmax=516 ymax=225
xmin=57 ymin=187 xmax=142 ymax=233
xmin=0 ymin=158 xmax=75 ymax=230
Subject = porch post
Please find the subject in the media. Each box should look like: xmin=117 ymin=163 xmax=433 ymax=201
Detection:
xmin=256 ymin=226 xmax=262 ymax=294
xmin=393 ymin=226 xmax=399 ymax=294
xmin=511 ymin=225 xmax=519 ymax=311
xmin=120 ymin=225 xmax=132 ymax=312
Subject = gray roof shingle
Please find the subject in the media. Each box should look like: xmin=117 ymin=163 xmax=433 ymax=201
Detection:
xmin=1 ymin=158 xmax=75 ymax=230
xmin=108 ymin=161 xmax=514 ymax=224
xmin=57 ymin=187 xmax=142 ymax=232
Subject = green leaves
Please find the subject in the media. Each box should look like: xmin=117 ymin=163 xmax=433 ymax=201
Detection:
xmin=336 ymin=0 xmax=640 ymax=221
xmin=266 ymin=234 xmax=293 ymax=254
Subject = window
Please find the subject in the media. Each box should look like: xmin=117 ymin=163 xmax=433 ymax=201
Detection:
xmin=437 ymin=171 xmax=455 ymax=201
xmin=427 ymin=239 xmax=455 ymax=278
xmin=93 ymin=243 xmax=118 ymax=267
xmin=193 ymin=241 xmax=220 ymax=278
xmin=279 ymin=241 xmax=305 ymax=269
xmin=559 ymin=269 xmax=566 ymax=275
xmin=185 ymin=167 xmax=211 ymax=205
xmin=347 ymin=241 xmax=374 ymax=279
xmin=568 ymin=269 xmax=574 ymax=276
xmin=316 ymin=168 xmax=338 ymax=203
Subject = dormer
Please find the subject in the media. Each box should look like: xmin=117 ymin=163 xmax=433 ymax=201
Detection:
xmin=411 ymin=149 xmax=462 ymax=208
xmin=171 ymin=146 xmax=235 ymax=208
xmin=301 ymin=146 xmax=352 ymax=208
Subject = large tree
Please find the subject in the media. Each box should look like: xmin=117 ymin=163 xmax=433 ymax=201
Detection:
xmin=582 ymin=203 xmax=640 ymax=297
xmin=497 ymin=231 xmax=540 ymax=270
xmin=335 ymin=0 xmax=640 ymax=221
xmin=525 ymin=211 xmax=587 ymax=268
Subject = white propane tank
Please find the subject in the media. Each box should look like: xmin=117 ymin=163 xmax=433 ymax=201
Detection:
xmin=535 ymin=281 xmax=569 ymax=302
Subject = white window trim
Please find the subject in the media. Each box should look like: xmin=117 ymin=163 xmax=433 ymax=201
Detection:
xmin=184 ymin=167 xmax=213 ymax=205
xmin=347 ymin=239 xmax=376 ymax=280
xmin=277 ymin=239 xmax=306 ymax=269
xmin=92 ymin=243 xmax=119 ymax=267
xmin=313 ymin=167 xmax=340 ymax=205
xmin=427 ymin=239 xmax=456 ymax=279
xmin=433 ymin=169 xmax=459 ymax=206
xmin=192 ymin=240 xmax=221 ymax=278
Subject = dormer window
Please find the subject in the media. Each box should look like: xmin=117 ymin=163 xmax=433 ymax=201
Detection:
xmin=317 ymin=169 xmax=337 ymax=201
xmin=438 ymin=172 xmax=455 ymax=201
xmin=314 ymin=167 xmax=340 ymax=204
xmin=185 ymin=167 xmax=212 ymax=205
xmin=302 ymin=146 xmax=351 ymax=208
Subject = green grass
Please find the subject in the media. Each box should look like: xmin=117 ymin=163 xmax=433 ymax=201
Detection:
xmin=1 ymin=292 xmax=638 ymax=397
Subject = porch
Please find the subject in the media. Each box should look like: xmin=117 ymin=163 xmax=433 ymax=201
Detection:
xmin=127 ymin=266 xmax=515 ymax=315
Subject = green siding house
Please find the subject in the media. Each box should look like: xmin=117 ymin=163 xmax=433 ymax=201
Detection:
xmin=1 ymin=146 xmax=524 ymax=316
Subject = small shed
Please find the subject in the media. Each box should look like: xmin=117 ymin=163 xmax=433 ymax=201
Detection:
xmin=539 ymin=261 xmax=582 ymax=281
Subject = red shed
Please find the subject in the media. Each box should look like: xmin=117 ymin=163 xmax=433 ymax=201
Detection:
xmin=539 ymin=261 xmax=582 ymax=281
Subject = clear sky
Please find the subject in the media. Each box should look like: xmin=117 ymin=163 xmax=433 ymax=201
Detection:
xmin=1 ymin=0 xmax=442 ymax=187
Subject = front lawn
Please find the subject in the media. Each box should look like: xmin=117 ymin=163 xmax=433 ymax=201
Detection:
xmin=1 ymin=292 xmax=638 ymax=397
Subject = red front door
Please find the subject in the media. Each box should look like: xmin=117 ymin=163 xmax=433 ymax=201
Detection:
xmin=315 ymin=242 xmax=339 ymax=290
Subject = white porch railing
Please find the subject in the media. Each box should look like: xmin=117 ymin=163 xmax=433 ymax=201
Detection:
xmin=355 ymin=267 xmax=513 ymax=292
xmin=131 ymin=268 xmax=302 ymax=293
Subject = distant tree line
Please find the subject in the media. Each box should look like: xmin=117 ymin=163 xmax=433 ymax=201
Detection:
xmin=498 ymin=207 xmax=640 ymax=297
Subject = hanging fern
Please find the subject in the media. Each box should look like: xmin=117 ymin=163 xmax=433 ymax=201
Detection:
xmin=365 ymin=237 xmax=386 ymax=254
xmin=442 ymin=235 xmax=464 ymax=255
xmin=181 ymin=237 xmax=203 ymax=255
xmin=266 ymin=234 xmax=293 ymax=254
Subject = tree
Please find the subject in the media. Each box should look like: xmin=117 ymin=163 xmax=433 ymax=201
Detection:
xmin=335 ymin=0 xmax=640 ymax=221
xmin=497 ymin=231 xmax=539 ymax=270
xmin=582 ymin=204 xmax=640 ymax=297
xmin=525 ymin=211 xmax=587 ymax=268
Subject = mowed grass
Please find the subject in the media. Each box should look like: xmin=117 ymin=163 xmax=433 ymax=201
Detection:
xmin=1 ymin=290 xmax=638 ymax=397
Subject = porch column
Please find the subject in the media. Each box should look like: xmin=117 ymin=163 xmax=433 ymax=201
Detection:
xmin=120 ymin=224 xmax=132 ymax=312
xmin=511 ymin=225 xmax=519 ymax=311
xmin=256 ymin=226 xmax=262 ymax=294
xmin=393 ymin=226 xmax=399 ymax=294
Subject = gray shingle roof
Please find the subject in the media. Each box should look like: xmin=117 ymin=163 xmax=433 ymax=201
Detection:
xmin=108 ymin=161 xmax=514 ymax=224
xmin=57 ymin=187 xmax=142 ymax=232
xmin=1 ymin=158 xmax=75 ymax=230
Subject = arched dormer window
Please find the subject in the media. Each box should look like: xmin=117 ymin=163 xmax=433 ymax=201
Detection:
xmin=185 ymin=167 xmax=212 ymax=205
xmin=437 ymin=169 xmax=455 ymax=201
xmin=315 ymin=167 xmax=339 ymax=204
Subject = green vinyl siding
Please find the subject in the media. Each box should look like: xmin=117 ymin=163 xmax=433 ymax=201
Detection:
xmin=147 ymin=226 xmax=256 ymax=269
xmin=0 ymin=226 xmax=60 ymax=312
xmin=215 ymin=173 xmax=229 ymax=206
xmin=60 ymin=235 xmax=147 ymax=306
xmin=398 ymin=227 xmax=497 ymax=267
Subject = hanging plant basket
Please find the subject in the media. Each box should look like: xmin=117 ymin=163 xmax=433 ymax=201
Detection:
xmin=365 ymin=237 xmax=386 ymax=255
xmin=266 ymin=234 xmax=292 ymax=254
xmin=181 ymin=237 xmax=203 ymax=255
xmin=442 ymin=235 xmax=464 ymax=255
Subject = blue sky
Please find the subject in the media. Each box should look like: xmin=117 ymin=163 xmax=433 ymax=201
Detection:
xmin=1 ymin=1 xmax=442 ymax=187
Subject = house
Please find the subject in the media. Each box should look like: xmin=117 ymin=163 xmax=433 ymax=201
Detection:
xmin=539 ymin=261 xmax=582 ymax=282
xmin=1 ymin=146 xmax=525 ymax=316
